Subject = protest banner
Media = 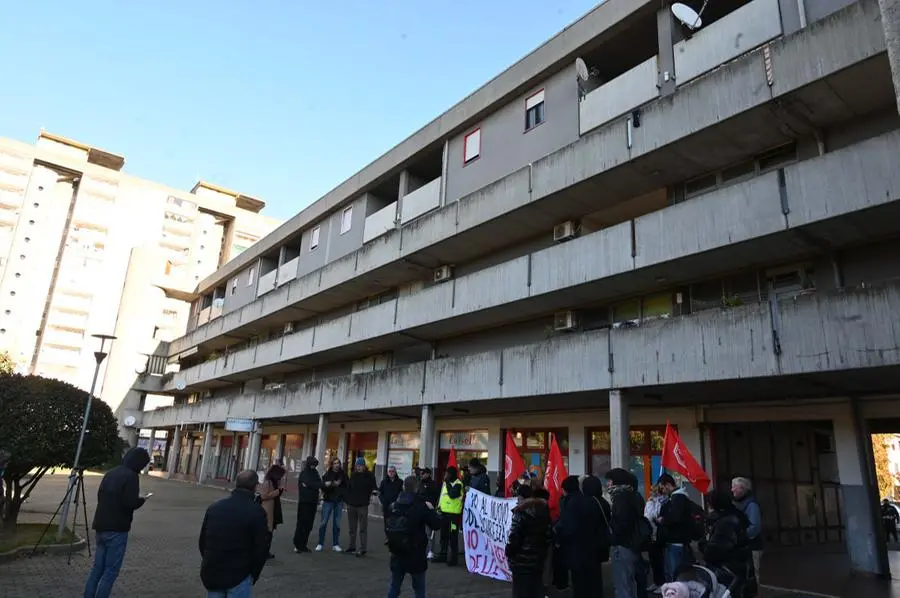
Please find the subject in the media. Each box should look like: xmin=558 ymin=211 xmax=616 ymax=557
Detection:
xmin=462 ymin=488 xmax=516 ymax=582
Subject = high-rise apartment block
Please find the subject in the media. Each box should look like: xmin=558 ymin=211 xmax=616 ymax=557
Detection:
xmin=135 ymin=0 xmax=900 ymax=580
xmin=0 ymin=130 xmax=280 ymax=431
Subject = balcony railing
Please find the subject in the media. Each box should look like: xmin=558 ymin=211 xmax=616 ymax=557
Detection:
xmin=579 ymin=56 xmax=659 ymax=135
xmin=258 ymin=270 xmax=277 ymax=296
xmin=363 ymin=202 xmax=397 ymax=243
xmin=400 ymin=177 xmax=441 ymax=224
xmin=278 ymin=256 xmax=300 ymax=287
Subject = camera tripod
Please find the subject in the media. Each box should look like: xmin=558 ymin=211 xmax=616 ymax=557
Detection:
xmin=30 ymin=468 xmax=92 ymax=564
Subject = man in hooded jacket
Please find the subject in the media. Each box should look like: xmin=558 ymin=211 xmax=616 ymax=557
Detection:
xmin=292 ymin=456 xmax=322 ymax=553
xmin=554 ymin=475 xmax=611 ymax=598
xmin=605 ymin=467 xmax=648 ymax=598
xmin=84 ymin=447 xmax=151 ymax=598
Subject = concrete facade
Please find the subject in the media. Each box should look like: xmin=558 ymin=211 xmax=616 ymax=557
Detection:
xmin=133 ymin=0 xmax=900 ymax=584
xmin=0 ymin=131 xmax=280 ymax=444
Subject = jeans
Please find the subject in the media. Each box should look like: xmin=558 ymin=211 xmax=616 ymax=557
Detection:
xmin=665 ymin=543 xmax=694 ymax=582
xmin=346 ymin=504 xmax=369 ymax=551
xmin=83 ymin=531 xmax=129 ymax=598
xmin=611 ymin=545 xmax=641 ymax=598
xmin=317 ymin=500 xmax=342 ymax=546
xmin=387 ymin=570 xmax=426 ymax=598
xmin=207 ymin=576 xmax=253 ymax=597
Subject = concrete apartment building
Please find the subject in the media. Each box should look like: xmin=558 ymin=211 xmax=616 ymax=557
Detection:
xmin=0 ymin=130 xmax=280 ymax=444
xmin=136 ymin=0 xmax=900 ymax=578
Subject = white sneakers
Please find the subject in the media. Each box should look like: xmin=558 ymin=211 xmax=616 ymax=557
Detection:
xmin=332 ymin=546 xmax=343 ymax=553
xmin=313 ymin=544 xmax=342 ymax=553
xmin=427 ymin=550 xmax=434 ymax=560
xmin=314 ymin=545 xmax=323 ymax=552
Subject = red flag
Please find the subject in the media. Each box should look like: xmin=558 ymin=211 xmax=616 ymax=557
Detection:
xmin=545 ymin=433 xmax=568 ymax=520
xmin=504 ymin=431 xmax=526 ymax=498
xmin=447 ymin=446 xmax=458 ymax=476
xmin=661 ymin=421 xmax=711 ymax=493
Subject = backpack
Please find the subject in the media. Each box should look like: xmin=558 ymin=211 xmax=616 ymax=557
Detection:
xmin=687 ymin=499 xmax=706 ymax=541
xmin=385 ymin=501 xmax=412 ymax=555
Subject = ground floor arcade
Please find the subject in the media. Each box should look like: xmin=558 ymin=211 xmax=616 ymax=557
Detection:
xmin=144 ymin=387 xmax=900 ymax=586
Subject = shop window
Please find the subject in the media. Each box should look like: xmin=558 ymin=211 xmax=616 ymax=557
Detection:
xmin=510 ymin=428 xmax=569 ymax=480
xmin=589 ymin=425 xmax=672 ymax=499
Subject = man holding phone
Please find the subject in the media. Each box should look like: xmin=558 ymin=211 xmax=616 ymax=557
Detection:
xmin=84 ymin=446 xmax=151 ymax=598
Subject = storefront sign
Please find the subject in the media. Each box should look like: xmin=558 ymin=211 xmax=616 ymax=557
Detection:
xmin=388 ymin=432 xmax=420 ymax=450
xmin=440 ymin=430 xmax=489 ymax=451
xmin=225 ymin=418 xmax=254 ymax=433
xmin=463 ymin=489 xmax=515 ymax=582
xmin=387 ymin=450 xmax=414 ymax=479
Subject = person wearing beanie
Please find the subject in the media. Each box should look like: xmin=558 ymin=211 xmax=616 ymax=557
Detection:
xmin=605 ymin=467 xmax=649 ymax=598
xmin=344 ymin=456 xmax=378 ymax=556
xmin=506 ymin=477 xmax=551 ymax=598
xmin=292 ymin=456 xmax=321 ymax=553
xmin=463 ymin=457 xmax=491 ymax=495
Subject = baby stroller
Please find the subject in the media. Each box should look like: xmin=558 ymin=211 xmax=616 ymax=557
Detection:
xmin=667 ymin=563 xmax=736 ymax=598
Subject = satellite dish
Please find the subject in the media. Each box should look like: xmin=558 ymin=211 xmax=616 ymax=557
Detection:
xmin=175 ymin=378 xmax=187 ymax=391
xmin=575 ymin=57 xmax=589 ymax=82
xmin=672 ymin=2 xmax=702 ymax=30
xmin=124 ymin=415 xmax=137 ymax=427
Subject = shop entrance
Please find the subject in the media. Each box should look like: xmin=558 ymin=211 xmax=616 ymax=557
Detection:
xmin=710 ymin=421 xmax=843 ymax=548
xmin=345 ymin=432 xmax=379 ymax=472
xmin=867 ymin=418 xmax=900 ymax=580
xmin=436 ymin=430 xmax=489 ymax=483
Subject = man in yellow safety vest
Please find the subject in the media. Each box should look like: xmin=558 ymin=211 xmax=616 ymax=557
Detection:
xmin=434 ymin=465 xmax=463 ymax=566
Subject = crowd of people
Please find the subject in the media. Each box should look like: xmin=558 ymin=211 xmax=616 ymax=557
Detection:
xmin=504 ymin=469 xmax=764 ymax=598
xmin=82 ymin=446 xmax=764 ymax=598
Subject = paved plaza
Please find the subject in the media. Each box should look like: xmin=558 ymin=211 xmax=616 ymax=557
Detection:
xmin=0 ymin=473 xmax=845 ymax=597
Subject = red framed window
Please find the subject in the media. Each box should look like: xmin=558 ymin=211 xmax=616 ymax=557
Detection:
xmin=588 ymin=425 xmax=669 ymax=499
xmin=509 ymin=428 xmax=569 ymax=480
xmin=463 ymin=128 xmax=481 ymax=164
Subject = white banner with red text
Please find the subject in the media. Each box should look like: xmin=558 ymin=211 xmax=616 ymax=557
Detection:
xmin=462 ymin=489 xmax=516 ymax=582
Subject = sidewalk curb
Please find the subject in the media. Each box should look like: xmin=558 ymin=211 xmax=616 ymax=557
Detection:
xmin=0 ymin=534 xmax=86 ymax=563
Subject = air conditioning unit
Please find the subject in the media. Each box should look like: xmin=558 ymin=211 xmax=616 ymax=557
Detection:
xmin=553 ymin=310 xmax=578 ymax=332
xmin=284 ymin=322 xmax=294 ymax=335
xmin=553 ymin=221 xmax=577 ymax=243
xmin=434 ymin=265 xmax=454 ymax=283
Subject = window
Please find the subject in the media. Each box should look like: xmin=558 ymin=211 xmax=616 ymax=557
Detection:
xmin=247 ymin=266 xmax=255 ymax=286
xmin=525 ymin=89 xmax=545 ymax=131
xmin=340 ymin=206 xmax=353 ymax=235
xmin=309 ymin=226 xmax=320 ymax=250
xmin=463 ymin=128 xmax=481 ymax=164
xmin=230 ymin=279 xmax=237 ymax=295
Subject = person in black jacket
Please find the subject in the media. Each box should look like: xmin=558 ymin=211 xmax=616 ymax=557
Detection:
xmin=379 ymin=465 xmax=404 ymax=529
xmin=466 ymin=458 xmax=491 ymax=494
xmin=344 ymin=457 xmax=378 ymax=556
xmin=418 ymin=468 xmax=439 ymax=505
xmin=386 ymin=476 xmax=442 ymax=598
xmin=702 ymin=489 xmax=752 ymax=596
xmin=84 ymin=447 xmax=151 ymax=598
xmin=292 ymin=456 xmax=322 ymax=553
xmin=554 ymin=475 xmax=609 ymax=598
xmin=317 ymin=458 xmax=347 ymax=551
xmin=606 ymin=467 xmax=647 ymax=598
xmin=199 ymin=470 xmax=270 ymax=596
xmin=656 ymin=473 xmax=697 ymax=581
xmin=507 ymin=483 xmax=552 ymax=598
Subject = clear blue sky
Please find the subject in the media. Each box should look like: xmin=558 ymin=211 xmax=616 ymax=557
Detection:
xmin=0 ymin=1 xmax=599 ymax=220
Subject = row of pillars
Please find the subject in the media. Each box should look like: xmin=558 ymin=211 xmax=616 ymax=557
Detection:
xmin=148 ymin=393 xmax=639 ymax=480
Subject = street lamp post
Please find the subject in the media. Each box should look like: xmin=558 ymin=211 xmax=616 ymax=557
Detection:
xmin=57 ymin=333 xmax=116 ymax=540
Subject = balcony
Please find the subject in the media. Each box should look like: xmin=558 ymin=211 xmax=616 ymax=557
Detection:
xmin=52 ymin=292 xmax=93 ymax=315
xmin=163 ymin=129 xmax=900 ymax=392
xmin=48 ymin=309 xmax=89 ymax=330
xmin=363 ymin=202 xmax=397 ymax=243
xmin=42 ymin=327 xmax=86 ymax=349
xmin=400 ymin=177 xmax=441 ymax=224
xmin=169 ymin=0 xmax=886 ymax=358
xmin=579 ymin=56 xmax=659 ymax=135
xmin=144 ymin=280 xmax=900 ymax=427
